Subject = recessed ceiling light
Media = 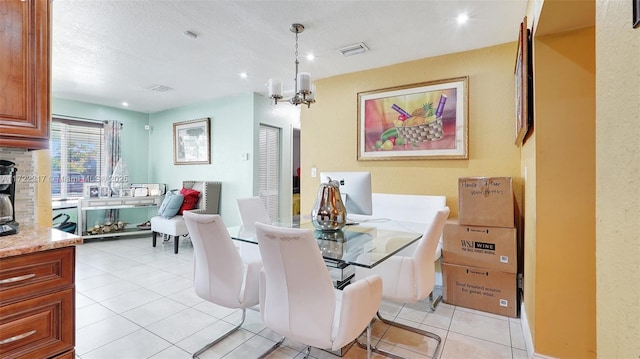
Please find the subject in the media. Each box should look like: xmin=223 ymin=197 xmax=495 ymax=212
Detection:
xmin=306 ymin=53 xmax=315 ymax=61
xmin=122 ymin=102 xmax=129 ymax=107
xmin=457 ymin=13 xmax=469 ymax=25
xmin=239 ymin=72 xmax=248 ymax=79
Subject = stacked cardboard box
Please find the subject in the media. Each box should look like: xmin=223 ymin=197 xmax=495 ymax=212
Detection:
xmin=442 ymin=177 xmax=520 ymax=317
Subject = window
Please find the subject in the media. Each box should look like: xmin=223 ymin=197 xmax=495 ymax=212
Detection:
xmin=50 ymin=118 xmax=105 ymax=199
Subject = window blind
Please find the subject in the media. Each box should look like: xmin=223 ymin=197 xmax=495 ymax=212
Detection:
xmin=50 ymin=118 xmax=105 ymax=199
xmin=258 ymin=124 xmax=280 ymax=220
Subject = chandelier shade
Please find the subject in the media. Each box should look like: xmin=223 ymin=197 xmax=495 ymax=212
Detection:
xmin=268 ymin=23 xmax=316 ymax=108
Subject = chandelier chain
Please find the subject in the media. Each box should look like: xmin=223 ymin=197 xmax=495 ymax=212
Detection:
xmin=295 ymin=32 xmax=299 ymax=62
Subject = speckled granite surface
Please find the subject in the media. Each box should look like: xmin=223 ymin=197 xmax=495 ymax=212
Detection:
xmin=0 ymin=225 xmax=82 ymax=258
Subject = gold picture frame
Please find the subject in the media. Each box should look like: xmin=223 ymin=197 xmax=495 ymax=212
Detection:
xmin=173 ymin=118 xmax=211 ymax=165
xmin=357 ymin=76 xmax=468 ymax=160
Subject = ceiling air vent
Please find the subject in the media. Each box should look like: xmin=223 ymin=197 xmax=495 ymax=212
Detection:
xmin=149 ymin=85 xmax=174 ymax=93
xmin=338 ymin=42 xmax=369 ymax=57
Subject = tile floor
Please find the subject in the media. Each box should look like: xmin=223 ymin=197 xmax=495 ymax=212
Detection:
xmin=74 ymin=235 xmax=530 ymax=359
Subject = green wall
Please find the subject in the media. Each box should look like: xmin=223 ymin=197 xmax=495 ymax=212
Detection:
xmin=148 ymin=93 xmax=256 ymax=226
xmin=52 ymin=98 xmax=153 ymax=226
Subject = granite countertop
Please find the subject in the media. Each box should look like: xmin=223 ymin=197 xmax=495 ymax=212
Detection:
xmin=0 ymin=225 xmax=83 ymax=258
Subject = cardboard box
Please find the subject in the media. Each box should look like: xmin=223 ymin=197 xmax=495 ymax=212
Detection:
xmin=458 ymin=177 xmax=514 ymax=228
xmin=443 ymin=220 xmax=517 ymax=273
xmin=443 ymin=262 xmax=518 ymax=317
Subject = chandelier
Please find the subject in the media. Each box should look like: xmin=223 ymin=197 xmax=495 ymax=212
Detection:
xmin=268 ymin=23 xmax=315 ymax=108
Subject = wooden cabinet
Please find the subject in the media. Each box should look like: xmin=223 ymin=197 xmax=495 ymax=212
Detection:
xmin=0 ymin=247 xmax=75 ymax=359
xmin=0 ymin=0 xmax=51 ymax=150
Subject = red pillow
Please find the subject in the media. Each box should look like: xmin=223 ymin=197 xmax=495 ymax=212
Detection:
xmin=178 ymin=188 xmax=201 ymax=215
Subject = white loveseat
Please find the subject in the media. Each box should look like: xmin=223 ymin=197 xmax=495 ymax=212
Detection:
xmin=150 ymin=181 xmax=221 ymax=253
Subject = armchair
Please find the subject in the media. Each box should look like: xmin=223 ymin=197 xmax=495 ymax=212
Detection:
xmin=150 ymin=181 xmax=221 ymax=253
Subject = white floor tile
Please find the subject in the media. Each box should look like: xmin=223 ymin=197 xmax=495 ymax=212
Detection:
xmin=440 ymin=331 xmax=513 ymax=359
xmin=121 ymin=296 xmax=190 ymax=327
xmin=145 ymin=307 xmax=219 ymax=343
xmin=145 ymin=275 xmax=193 ymax=296
xmin=99 ymin=287 xmax=164 ymax=313
xmin=74 ymin=234 xmax=527 ymax=359
xmin=81 ymin=280 xmax=142 ymax=302
xmin=449 ymin=308 xmax=511 ymax=346
xmin=76 ymin=303 xmax=117 ymax=329
xmin=148 ymin=345 xmax=192 ymax=359
xmin=75 ymin=315 xmax=141 ymax=355
xmin=82 ymin=329 xmax=172 ymax=359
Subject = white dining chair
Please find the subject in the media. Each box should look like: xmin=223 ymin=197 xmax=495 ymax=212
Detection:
xmin=354 ymin=206 xmax=450 ymax=359
xmin=254 ymin=222 xmax=383 ymax=359
xmin=237 ymin=196 xmax=271 ymax=232
xmin=182 ymin=211 xmax=262 ymax=359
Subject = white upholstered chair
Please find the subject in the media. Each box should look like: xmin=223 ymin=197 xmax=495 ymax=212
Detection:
xmin=150 ymin=181 xmax=221 ymax=253
xmin=254 ymin=222 xmax=383 ymax=359
xmin=355 ymin=206 xmax=450 ymax=359
xmin=236 ymin=196 xmax=271 ymax=232
xmin=369 ymin=193 xmax=447 ymax=309
xmin=182 ymin=211 xmax=261 ymax=359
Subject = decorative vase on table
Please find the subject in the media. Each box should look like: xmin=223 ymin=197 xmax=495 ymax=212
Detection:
xmin=311 ymin=177 xmax=347 ymax=231
xmin=110 ymin=159 xmax=130 ymax=196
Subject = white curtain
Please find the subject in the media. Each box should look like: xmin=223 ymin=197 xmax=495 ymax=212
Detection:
xmin=104 ymin=120 xmax=122 ymax=222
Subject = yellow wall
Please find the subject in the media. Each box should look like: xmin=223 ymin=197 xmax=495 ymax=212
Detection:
xmin=596 ymin=0 xmax=640 ymax=357
xmin=300 ymin=43 xmax=522 ymax=217
xmin=531 ymin=26 xmax=596 ymax=358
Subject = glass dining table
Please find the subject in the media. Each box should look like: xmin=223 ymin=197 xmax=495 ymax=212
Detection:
xmin=227 ymin=219 xmax=426 ymax=289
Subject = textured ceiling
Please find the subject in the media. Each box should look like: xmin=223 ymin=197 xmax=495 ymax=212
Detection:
xmin=52 ymin=0 xmax=529 ymax=114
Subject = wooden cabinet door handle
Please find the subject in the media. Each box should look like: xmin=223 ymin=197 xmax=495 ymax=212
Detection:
xmin=0 ymin=330 xmax=37 ymax=345
xmin=0 ymin=273 xmax=36 ymax=284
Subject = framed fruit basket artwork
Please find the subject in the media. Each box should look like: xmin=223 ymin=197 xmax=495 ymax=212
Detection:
xmin=357 ymin=76 xmax=468 ymax=160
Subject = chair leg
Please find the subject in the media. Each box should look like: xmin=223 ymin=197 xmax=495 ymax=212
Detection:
xmin=256 ymin=336 xmax=286 ymax=359
xmin=429 ymin=292 xmax=443 ymax=312
xmin=377 ymin=310 xmax=442 ymax=359
xmin=356 ymin=311 xmax=442 ymax=359
xmin=366 ymin=322 xmax=372 ymax=359
xmin=193 ymin=308 xmax=248 ymax=358
xmin=174 ymin=235 xmax=179 ymax=254
xmin=152 ymin=232 xmax=157 ymax=247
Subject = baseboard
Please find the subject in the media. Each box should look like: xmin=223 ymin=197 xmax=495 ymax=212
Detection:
xmin=520 ymin=299 xmax=535 ymax=359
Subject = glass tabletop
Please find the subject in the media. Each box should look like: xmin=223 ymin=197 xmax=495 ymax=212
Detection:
xmin=227 ymin=219 xmax=424 ymax=269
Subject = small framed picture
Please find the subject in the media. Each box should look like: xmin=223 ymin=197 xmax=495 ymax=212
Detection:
xmin=133 ymin=187 xmax=149 ymax=197
xmin=83 ymin=182 xmax=100 ymax=198
xmin=120 ymin=189 xmax=132 ymax=197
xmin=99 ymin=186 xmax=110 ymax=198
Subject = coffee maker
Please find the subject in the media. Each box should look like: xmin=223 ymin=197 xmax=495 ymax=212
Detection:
xmin=0 ymin=160 xmax=18 ymax=236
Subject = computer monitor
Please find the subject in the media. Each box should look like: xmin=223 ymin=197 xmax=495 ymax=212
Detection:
xmin=319 ymin=171 xmax=372 ymax=216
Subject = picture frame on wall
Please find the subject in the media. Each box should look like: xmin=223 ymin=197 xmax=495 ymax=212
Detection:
xmin=357 ymin=76 xmax=469 ymax=160
xmin=173 ymin=118 xmax=211 ymax=165
xmin=634 ymin=0 xmax=640 ymax=28
xmin=514 ymin=16 xmax=532 ymax=146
